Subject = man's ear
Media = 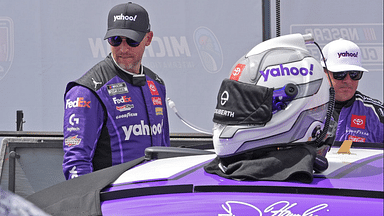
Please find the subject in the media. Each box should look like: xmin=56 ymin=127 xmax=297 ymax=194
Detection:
xmin=145 ymin=31 xmax=153 ymax=46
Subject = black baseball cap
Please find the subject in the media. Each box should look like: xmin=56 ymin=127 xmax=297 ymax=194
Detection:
xmin=104 ymin=2 xmax=151 ymax=42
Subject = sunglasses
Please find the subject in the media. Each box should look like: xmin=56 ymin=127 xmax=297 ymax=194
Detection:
xmin=107 ymin=36 xmax=141 ymax=47
xmin=332 ymin=71 xmax=363 ymax=80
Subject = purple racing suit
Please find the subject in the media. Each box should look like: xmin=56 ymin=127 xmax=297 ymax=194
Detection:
xmin=62 ymin=54 xmax=170 ymax=180
xmin=334 ymin=91 xmax=384 ymax=143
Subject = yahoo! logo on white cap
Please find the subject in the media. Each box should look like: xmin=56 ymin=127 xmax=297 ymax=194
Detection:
xmin=338 ymin=51 xmax=358 ymax=58
xmin=259 ymin=64 xmax=314 ymax=82
xmin=114 ymin=14 xmax=137 ymax=22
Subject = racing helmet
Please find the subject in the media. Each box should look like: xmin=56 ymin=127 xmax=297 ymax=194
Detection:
xmin=212 ymin=33 xmax=333 ymax=158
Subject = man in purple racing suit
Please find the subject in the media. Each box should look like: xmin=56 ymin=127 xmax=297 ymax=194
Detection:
xmin=321 ymin=39 xmax=384 ymax=143
xmin=63 ymin=2 xmax=170 ymax=180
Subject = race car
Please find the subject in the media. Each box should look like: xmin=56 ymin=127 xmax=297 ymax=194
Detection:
xmin=26 ymin=141 xmax=383 ymax=215
xmin=100 ymin=142 xmax=383 ymax=215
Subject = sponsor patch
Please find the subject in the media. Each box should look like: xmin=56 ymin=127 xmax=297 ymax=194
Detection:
xmin=113 ymin=96 xmax=132 ymax=104
xmin=122 ymin=120 xmax=163 ymax=140
xmin=351 ymin=114 xmax=366 ymax=129
xmin=67 ymin=127 xmax=80 ymax=132
xmin=116 ymin=112 xmax=138 ymax=119
xmin=65 ymin=135 xmax=82 ymax=147
xmin=69 ymin=114 xmax=79 ymax=126
xmin=230 ymin=64 xmax=246 ymax=81
xmin=156 ymin=107 xmax=163 ymax=116
xmin=116 ymin=104 xmax=134 ymax=112
xmin=147 ymin=81 xmax=159 ymax=95
xmin=348 ymin=135 xmax=366 ymax=142
xmin=66 ymin=97 xmax=91 ymax=109
xmin=107 ymin=82 xmax=128 ymax=96
xmin=152 ymin=97 xmax=162 ymax=105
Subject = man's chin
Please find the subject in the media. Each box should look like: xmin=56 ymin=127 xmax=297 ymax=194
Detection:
xmin=119 ymin=63 xmax=134 ymax=70
xmin=336 ymin=93 xmax=355 ymax=102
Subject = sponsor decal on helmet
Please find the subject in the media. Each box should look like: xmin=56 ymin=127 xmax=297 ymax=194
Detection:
xmin=107 ymin=82 xmax=128 ymax=96
xmin=65 ymin=135 xmax=82 ymax=147
xmin=147 ymin=81 xmax=159 ymax=95
xmin=122 ymin=120 xmax=163 ymax=140
xmin=220 ymin=91 xmax=229 ymax=106
xmin=113 ymin=96 xmax=132 ymax=104
xmin=259 ymin=64 xmax=314 ymax=82
xmin=215 ymin=109 xmax=235 ymax=118
xmin=66 ymin=97 xmax=91 ymax=109
xmin=152 ymin=97 xmax=162 ymax=105
xmin=230 ymin=64 xmax=246 ymax=81
xmin=351 ymin=114 xmax=366 ymax=129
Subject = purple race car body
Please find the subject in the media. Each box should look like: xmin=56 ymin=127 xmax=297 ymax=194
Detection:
xmin=100 ymin=145 xmax=383 ymax=215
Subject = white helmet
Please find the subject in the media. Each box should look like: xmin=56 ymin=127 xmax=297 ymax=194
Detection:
xmin=213 ymin=33 xmax=334 ymax=158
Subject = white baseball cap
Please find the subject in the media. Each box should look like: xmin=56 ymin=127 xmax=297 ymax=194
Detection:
xmin=321 ymin=38 xmax=368 ymax=72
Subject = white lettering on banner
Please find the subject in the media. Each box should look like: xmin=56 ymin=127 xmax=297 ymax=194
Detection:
xmin=219 ymin=200 xmax=328 ymax=216
xmin=122 ymin=120 xmax=163 ymax=140
xmin=88 ymin=38 xmax=107 ymax=58
xmin=145 ymin=36 xmax=191 ymax=57
xmin=146 ymin=61 xmax=196 ymax=69
xmin=88 ymin=37 xmax=191 ymax=59
xmin=304 ymin=27 xmax=359 ymax=41
xmin=290 ymin=24 xmax=383 ymax=67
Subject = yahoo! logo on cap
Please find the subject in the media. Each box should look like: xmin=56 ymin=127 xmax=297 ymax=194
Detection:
xmin=114 ymin=14 xmax=137 ymax=22
xmin=338 ymin=51 xmax=358 ymax=58
xmin=259 ymin=64 xmax=314 ymax=82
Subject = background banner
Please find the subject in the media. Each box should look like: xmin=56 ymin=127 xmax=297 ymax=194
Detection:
xmin=0 ymin=0 xmax=382 ymax=133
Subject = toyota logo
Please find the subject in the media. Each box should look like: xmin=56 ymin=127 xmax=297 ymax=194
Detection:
xmin=353 ymin=118 xmax=364 ymax=125
xmin=232 ymin=67 xmax=242 ymax=76
xmin=221 ymin=91 xmax=229 ymax=106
